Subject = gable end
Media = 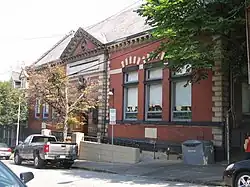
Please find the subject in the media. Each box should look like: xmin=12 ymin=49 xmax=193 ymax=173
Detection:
xmin=61 ymin=28 xmax=104 ymax=59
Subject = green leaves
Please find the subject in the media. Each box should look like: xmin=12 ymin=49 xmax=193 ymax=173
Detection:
xmin=138 ymin=0 xmax=248 ymax=81
xmin=0 ymin=81 xmax=27 ymax=125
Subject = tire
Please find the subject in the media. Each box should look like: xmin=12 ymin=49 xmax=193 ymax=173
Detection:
xmin=234 ymin=172 xmax=250 ymax=187
xmin=5 ymin=156 xmax=10 ymax=160
xmin=14 ymin=152 xmax=22 ymax=165
xmin=34 ymin=154 xmax=44 ymax=169
xmin=63 ymin=163 xmax=73 ymax=169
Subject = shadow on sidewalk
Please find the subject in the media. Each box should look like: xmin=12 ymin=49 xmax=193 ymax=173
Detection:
xmin=69 ymin=159 xmax=226 ymax=186
xmin=61 ymin=168 xmax=212 ymax=187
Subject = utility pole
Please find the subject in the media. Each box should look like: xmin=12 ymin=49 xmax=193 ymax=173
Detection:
xmin=16 ymin=96 xmax=21 ymax=146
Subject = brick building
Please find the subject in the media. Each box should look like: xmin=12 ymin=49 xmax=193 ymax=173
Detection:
xmin=20 ymin=31 xmax=78 ymax=138
xmin=105 ymin=6 xmax=226 ymax=160
xmin=63 ymin=28 xmax=107 ymax=140
xmin=22 ymin=3 xmax=244 ymax=160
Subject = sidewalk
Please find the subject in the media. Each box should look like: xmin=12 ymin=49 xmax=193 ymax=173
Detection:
xmin=72 ymin=159 xmax=226 ymax=186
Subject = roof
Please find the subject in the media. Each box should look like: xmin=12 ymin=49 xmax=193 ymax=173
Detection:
xmin=34 ymin=31 xmax=75 ymax=66
xmin=85 ymin=2 xmax=152 ymax=44
xmin=11 ymin=71 xmax=21 ymax=81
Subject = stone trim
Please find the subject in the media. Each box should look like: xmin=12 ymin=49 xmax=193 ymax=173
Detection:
xmin=212 ymin=126 xmax=223 ymax=147
xmin=212 ymin=61 xmax=229 ymax=122
xmin=61 ymin=28 xmax=104 ymax=59
xmin=107 ymin=34 xmax=153 ymax=52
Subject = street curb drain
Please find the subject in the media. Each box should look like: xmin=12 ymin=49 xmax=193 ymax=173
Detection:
xmin=72 ymin=165 xmax=224 ymax=186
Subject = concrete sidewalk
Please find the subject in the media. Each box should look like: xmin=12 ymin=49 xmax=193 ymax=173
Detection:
xmin=72 ymin=159 xmax=226 ymax=186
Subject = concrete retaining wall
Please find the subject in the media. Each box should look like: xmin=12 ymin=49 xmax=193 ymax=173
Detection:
xmin=79 ymin=141 xmax=140 ymax=164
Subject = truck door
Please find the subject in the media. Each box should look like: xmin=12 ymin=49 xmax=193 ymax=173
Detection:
xmin=20 ymin=136 xmax=32 ymax=159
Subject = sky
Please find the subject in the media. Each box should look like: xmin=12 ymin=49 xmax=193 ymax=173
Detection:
xmin=0 ymin=0 xmax=141 ymax=80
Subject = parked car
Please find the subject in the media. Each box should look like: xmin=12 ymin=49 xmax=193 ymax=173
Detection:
xmin=0 ymin=160 xmax=34 ymax=186
xmin=223 ymin=159 xmax=250 ymax=186
xmin=14 ymin=134 xmax=78 ymax=169
xmin=0 ymin=143 xmax=12 ymax=160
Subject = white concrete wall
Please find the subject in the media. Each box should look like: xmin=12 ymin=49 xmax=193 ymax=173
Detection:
xmin=79 ymin=141 xmax=140 ymax=164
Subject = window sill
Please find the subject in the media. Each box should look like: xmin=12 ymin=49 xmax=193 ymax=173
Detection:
xmin=144 ymin=79 xmax=162 ymax=84
xmin=123 ymin=119 xmax=138 ymax=121
xmin=145 ymin=118 xmax=162 ymax=121
xmin=123 ymin=81 xmax=139 ymax=86
xmin=116 ymin=120 xmax=223 ymax=127
xmin=171 ymin=119 xmax=192 ymax=122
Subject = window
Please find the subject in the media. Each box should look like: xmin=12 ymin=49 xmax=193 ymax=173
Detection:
xmin=124 ymin=71 xmax=138 ymax=83
xmin=31 ymin=136 xmax=56 ymax=143
xmin=0 ymin=161 xmax=25 ymax=186
xmin=43 ymin=103 xmax=49 ymax=119
xmin=124 ymin=71 xmax=138 ymax=120
xmin=242 ymin=83 xmax=250 ymax=114
xmin=52 ymin=107 xmax=58 ymax=119
xmin=14 ymin=81 xmax=21 ymax=88
xmin=21 ymin=78 xmax=28 ymax=89
xmin=145 ymin=68 xmax=163 ymax=120
xmin=172 ymin=80 xmax=192 ymax=121
xmin=35 ymin=99 xmax=41 ymax=118
xmin=24 ymin=136 xmax=32 ymax=144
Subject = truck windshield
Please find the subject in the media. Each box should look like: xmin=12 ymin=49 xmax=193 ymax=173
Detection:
xmin=32 ymin=136 xmax=56 ymax=143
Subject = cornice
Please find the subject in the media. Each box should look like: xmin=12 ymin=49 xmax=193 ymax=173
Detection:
xmin=107 ymin=33 xmax=153 ymax=52
xmin=62 ymin=47 xmax=105 ymax=64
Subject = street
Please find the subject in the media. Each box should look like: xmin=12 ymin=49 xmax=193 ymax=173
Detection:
xmin=2 ymin=160 xmax=214 ymax=187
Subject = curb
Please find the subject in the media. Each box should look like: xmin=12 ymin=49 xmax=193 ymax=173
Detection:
xmin=72 ymin=165 xmax=224 ymax=186
xmin=71 ymin=165 xmax=117 ymax=174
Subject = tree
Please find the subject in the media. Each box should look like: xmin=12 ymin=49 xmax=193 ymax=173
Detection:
xmin=137 ymin=0 xmax=248 ymax=82
xmin=0 ymin=81 xmax=27 ymax=125
xmin=27 ymin=65 xmax=100 ymax=140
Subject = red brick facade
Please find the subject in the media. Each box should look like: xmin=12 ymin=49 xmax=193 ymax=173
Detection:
xmin=108 ymin=40 xmax=221 ymax=145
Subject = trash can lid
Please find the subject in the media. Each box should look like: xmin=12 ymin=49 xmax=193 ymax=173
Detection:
xmin=182 ymin=140 xmax=213 ymax=146
xmin=182 ymin=140 xmax=202 ymax=146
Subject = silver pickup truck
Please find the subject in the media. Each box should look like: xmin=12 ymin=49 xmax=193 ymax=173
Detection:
xmin=14 ymin=134 xmax=78 ymax=169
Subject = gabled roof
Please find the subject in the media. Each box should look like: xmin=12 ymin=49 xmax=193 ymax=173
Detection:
xmin=85 ymin=2 xmax=152 ymax=44
xmin=60 ymin=28 xmax=105 ymax=59
xmin=34 ymin=31 xmax=75 ymax=66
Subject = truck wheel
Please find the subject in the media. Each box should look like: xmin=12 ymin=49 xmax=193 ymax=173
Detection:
xmin=5 ymin=156 xmax=10 ymax=160
xmin=14 ymin=152 xmax=22 ymax=165
xmin=34 ymin=154 xmax=44 ymax=169
xmin=63 ymin=163 xmax=73 ymax=169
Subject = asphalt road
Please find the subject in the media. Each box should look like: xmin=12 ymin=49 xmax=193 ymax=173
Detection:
xmin=2 ymin=160 xmax=214 ymax=187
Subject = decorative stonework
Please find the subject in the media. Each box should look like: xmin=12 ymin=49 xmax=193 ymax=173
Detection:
xmin=61 ymin=28 xmax=104 ymax=59
xmin=212 ymin=126 xmax=223 ymax=147
xmin=105 ymin=60 xmax=111 ymax=136
xmin=212 ymin=61 xmax=229 ymax=122
xmin=211 ymin=60 xmax=228 ymax=147
xmin=120 ymin=52 xmax=165 ymax=68
xmin=107 ymin=33 xmax=152 ymax=52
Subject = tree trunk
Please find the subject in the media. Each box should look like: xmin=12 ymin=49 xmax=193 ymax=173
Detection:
xmin=63 ymin=115 xmax=68 ymax=141
xmin=63 ymin=86 xmax=69 ymax=141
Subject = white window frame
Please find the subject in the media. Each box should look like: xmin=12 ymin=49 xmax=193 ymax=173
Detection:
xmin=35 ymin=99 xmax=41 ymax=118
xmin=43 ymin=103 xmax=49 ymax=119
xmin=171 ymin=79 xmax=192 ymax=121
xmin=145 ymin=67 xmax=163 ymax=120
xmin=123 ymin=71 xmax=138 ymax=120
